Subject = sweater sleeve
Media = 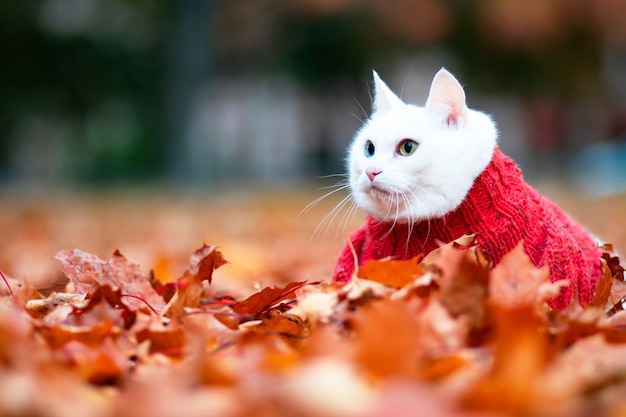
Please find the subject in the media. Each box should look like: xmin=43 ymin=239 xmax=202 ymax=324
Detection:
xmin=332 ymin=223 xmax=369 ymax=282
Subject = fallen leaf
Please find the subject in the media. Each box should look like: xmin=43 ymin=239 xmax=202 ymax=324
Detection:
xmin=490 ymin=243 xmax=553 ymax=310
xmin=352 ymin=298 xmax=422 ymax=379
xmin=431 ymin=240 xmax=490 ymax=332
xmin=232 ymin=281 xmax=308 ymax=317
xmin=161 ymin=245 xmax=229 ymax=318
xmin=37 ymin=319 xmax=119 ymax=350
xmin=188 ymin=245 xmax=229 ymax=285
xmin=135 ymin=318 xmax=187 ymax=357
xmin=55 ymin=249 xmax=165 ymax=312
xmin=357 ymin=256 xmax=423 ymax=288
xmin=55 ymin=338 xmax=128 ymax=384
xmin=254 ymin=309 xmax=309 ymax=341
xmin=588 ymin=257 xmax=614 ymax=309
xmin=463 ymin=305 xmax=550 ymax=415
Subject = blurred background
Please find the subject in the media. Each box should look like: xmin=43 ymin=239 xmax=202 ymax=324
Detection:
xmin=1 ymin=0 xmax=625 ymax=292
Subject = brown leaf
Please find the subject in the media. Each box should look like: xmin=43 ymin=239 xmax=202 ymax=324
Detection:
xmin=420 ymin=234 xmax=481 ymax=267
xmin=431 ymin=240 xmax=490 ymax=331
xmin=55 ymin=338 xmax=128 ymax=384
xmin=254 ymin=309 xmax=309 ymax=341
xmin=588 ymin=257 xmax=614 ymax=309
xmin=464 ymin=306 xmax=549 ymax=415
xmin=161 ymin=245 xmax=229 ymax=318
xmin=490 ymin=243 xmax=553 ymax=310
xmin=25 ymin=292 xmax=86 ymax=318
xmin=357 ymin=256 xmax=423 ymax=288
xmin=601 ymin=248 xmax=625 ymax=281
xmin=135 ymin=318 xmax=187 ymax=357
xmin=54 ymin=249 xmax=165 ymax=312
xmin=542 ymin=334 xmax=626 ymax=398
xmin=232 ymin=281 xmax=308 ymax=317
xmin=37 ymin=319 xmax=119 ymax=350
xmin=188 ymin=244 xmax=229 ymax=285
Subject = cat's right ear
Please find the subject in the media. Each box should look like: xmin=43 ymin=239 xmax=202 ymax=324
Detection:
xmin=372 ymin=70 xmax=404 ymax=114
xmin=425 ymin=68 xmax=467 ymax=128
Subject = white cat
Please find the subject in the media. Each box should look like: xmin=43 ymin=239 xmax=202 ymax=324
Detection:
xmin=333 ymin=68 xmax=602 ymax=310
xmin=349 ymin=68 xmax=497 ymax=223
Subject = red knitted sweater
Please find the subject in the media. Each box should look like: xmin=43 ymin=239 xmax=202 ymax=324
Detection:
xmin=332 ymin=147 xmax=602 ymax=310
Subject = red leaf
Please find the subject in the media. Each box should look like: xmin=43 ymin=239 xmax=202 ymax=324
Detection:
xmin=232 ymin=281 xmax=309 ymax=317
xmin=188 ymin=244 xmax=229 ymax=285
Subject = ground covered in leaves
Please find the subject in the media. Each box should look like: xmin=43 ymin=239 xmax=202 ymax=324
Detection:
xmin=1 ymin=186 xmax=626 ymax=417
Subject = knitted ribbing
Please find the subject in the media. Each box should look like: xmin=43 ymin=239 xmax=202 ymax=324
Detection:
xmin=332 ymin=147 xmax=602 ymax=310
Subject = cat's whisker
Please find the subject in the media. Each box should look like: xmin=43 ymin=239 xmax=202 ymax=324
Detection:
xmin=400 ymin=191 xmax=414 ymax=253
xmin=383 ymin=192 xmax=401 ymax=239
xmin=311 ymin=194 xmax=353 ymax=241
xmin=315 ymin=173 xmax=349 ymax=179
xmin=296 ymin=182 xmax=350 ymax=221
xmin=337 ymin=199 xmax=359 ymax=238
xmin=350 ymin=113 xmax=365 ymax=123
xmin=322 ymin=195 xmax=355 ymax=238
xmin=354 ymin=97 xmax=369 ymax=120
xmin=318 ymin=180 xmax=350 ymax=191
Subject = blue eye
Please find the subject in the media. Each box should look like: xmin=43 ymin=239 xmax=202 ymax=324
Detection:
xmin=364 ymin=140 xmax=375 ymax=157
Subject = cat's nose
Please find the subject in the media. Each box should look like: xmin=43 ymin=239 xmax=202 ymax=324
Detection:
xmin=366 ymin=168 xmax=382 ymax=182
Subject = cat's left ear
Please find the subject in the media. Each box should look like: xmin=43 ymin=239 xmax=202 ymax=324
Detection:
xmin=372 ymin=70 xmax=404 ymax=114
xmin=425 ymin=68 xmax=467 ymax=128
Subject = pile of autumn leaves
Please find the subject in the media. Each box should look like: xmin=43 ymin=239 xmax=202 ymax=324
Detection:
xmin=1 ymin=237 xmax=626 ymax=417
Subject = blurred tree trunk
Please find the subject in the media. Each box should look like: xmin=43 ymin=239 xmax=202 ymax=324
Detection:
xmin=166 ymin=0 xmax=214 ymax=182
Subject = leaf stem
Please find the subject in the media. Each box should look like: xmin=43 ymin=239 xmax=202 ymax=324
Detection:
xmin=0 ymin=269 xmax=24 ymax=312
xmin=121 ymin=293 xmax=159 ymax=315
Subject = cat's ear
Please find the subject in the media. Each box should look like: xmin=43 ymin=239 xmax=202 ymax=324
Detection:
xmin=425 ymin=68 xmax=467 ymax=128
xmin=372 ymin=70 xmax=404 ymax=114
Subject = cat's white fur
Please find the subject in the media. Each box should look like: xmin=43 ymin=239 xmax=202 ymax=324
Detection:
xmin=348 ymin=68 xmax=498 ymax=223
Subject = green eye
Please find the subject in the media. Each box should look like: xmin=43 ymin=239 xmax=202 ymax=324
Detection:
xmin=398 ymin=139 xmax=418 ymax=156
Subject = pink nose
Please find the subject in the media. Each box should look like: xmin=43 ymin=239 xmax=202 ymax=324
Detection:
xmin=366 ymin=168 xmax=382 ymax=182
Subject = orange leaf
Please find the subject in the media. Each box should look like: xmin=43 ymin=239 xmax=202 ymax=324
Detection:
xmin=232 ymin=281 xmax=308 ymax=317
xmin=55 ymin=338 xmax=128 ymax=384
xmin=352 ymin=298 xmax=422 ymax=379
xmin=37 ymin=319 xmax=118 ymax=350
xmin=464 ymin=306 xmax=549 ymax=414
xmin=161 ymin=245 xmax=229 ymax=317
xmin=255 ymin=309 xmax=309 ymax=340
xmin=490 ymin=243 xmax=552 ymax=310
xmin=431 ymin=240 xmax=490 ymax=331
xmin=357 ymin=256 xmax=423 ymax=288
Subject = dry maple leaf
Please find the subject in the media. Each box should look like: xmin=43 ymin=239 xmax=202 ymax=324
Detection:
xmin=357 ymin=256 xmax=423 ymax=288
xmin=134 ymin=317 xmax=187 ymax=357
xmin=161 ymin=245 xmax=229 ymax=318
xmin=588 ymin=257 xmax=614 ymax=310
xmin=188 ymin=244 xmax=229 ymax=285
xmin=231 ymin=280 xmax=309 ymax=318
xmin=351 ymin=297 xmax=423 ymax=379
xmin=429 ymin=238 xmax=490 ymax=332
xmin=54 ymin=338 xmax=128 ymax=384
xmin=55 ymin=249 xmax=165 ymax=312
xmin=489 ymin=243 xmax=558 ymax=311
xmin=463 ymin=305 xmax=550 ymax=415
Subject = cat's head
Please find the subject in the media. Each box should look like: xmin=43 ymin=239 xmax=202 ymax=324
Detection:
xmin=348 ymin=68 xmax=497 ymax=223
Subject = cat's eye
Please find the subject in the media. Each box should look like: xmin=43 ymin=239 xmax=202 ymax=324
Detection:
xmin=364 ymin=140 xmax=375 ymax=157
xmin=398 ymin=139 xmax=418 ymax=156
